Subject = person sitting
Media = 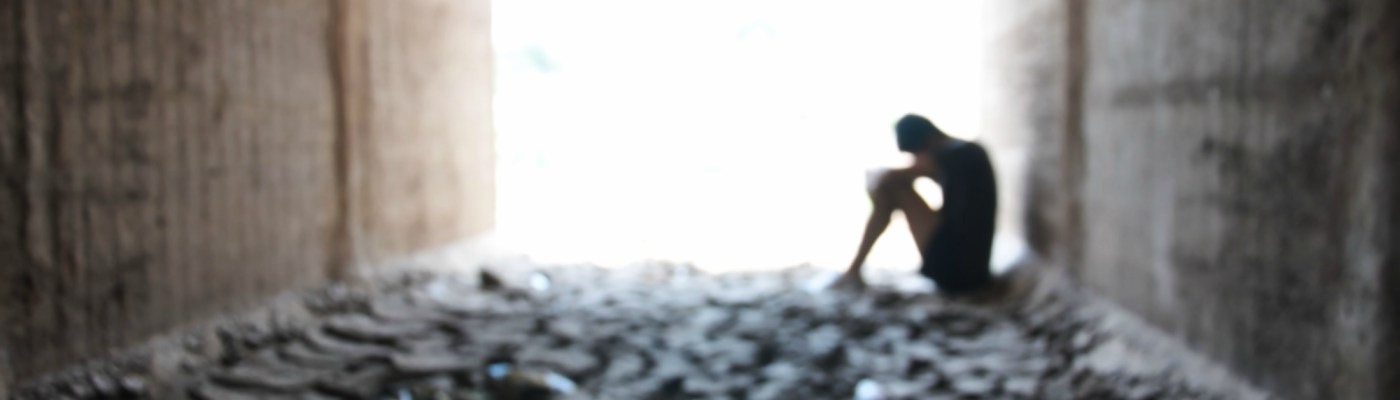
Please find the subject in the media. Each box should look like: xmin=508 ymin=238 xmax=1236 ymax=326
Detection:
xmin=834 ymin=114 xmax=998 ymax=295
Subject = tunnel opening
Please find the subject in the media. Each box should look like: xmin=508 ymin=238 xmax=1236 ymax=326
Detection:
xmin=489 ymin=0 xmax=1028 ymax=273
xmin=5 ymin=0 xmax=1394 ymax=398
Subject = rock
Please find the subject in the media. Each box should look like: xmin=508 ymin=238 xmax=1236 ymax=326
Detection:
xmin=485 ymin=363 xmax=576 ymax=399
xmin=303 ymin=328 xmax=394 ymax=361
xmin=842 ymin=317 xmax=882 ymax=340
xmin=432 ymin=291 xmax=529 ymax=317
xmin=207 ymin=364 xmax=322 ymax=393
xmin=854 ymin=379 xmax=885 ymax=400
xmin=391 ymin=352 xmax=475 ymax=376
xmin=1039 ymin=376 xmax=1078 ymax=400
xmin=190 ymin=382 xmax=298 ymax=400
xmin=63 ymin=380 xmax=94 ymax=398
xmin=862 ymin=352 xmax=908 ymax=376
xmin=369 ymin=297 xmax=458 ymax=325
xmin=871 ymin=325 xmax=913 ymax=345
xmin=1003 ymin=376 xmax=1040 ymax=397
xmin=529 ymin=272 xmax=553 ymax=292
xmin=806 ymin=324 xmax=845 ymax=354
xmin=460 ymin=317 xmax=540 ymax=346
xmin=1011 ymin=356 xmax=1053 ymax=376
xmin=384 ymin=375 xmax=465 ymax=400
xmin=87 ymin=373 xmax=119 ymax=397
xmin=432 ymin=295 xmax=497 ymax=316
xmin=937 ymin=357 xmax=979 ymax=376
xmin=749 ymin=380 xmax=796 ymax=400
xmin=707 ymin=288 xmax=766 ymax=307
xmin=648 ymin=352 xmax=696 ymax=382
xmin=873 ymin=290 xmax=908 ymax=308
xmin=654 ymin=376 xmax=686 ymax=398
xmin=1125 ymin=382 xmax=1166 ymax=400
xmin=937 ymin=316 xmax=988 ymax=337
xmin=905 ymin=342 xmax=945 ymax=365
xmin=1071 ymin=331 xmax=1095 ymax=352
xmin=761 ymin=362 xmax=802 ymax=382
xmin=277 ymin=342 xmax=351 ymax=370
xmin=690 ymin=307 xmax=733 ymax=335
xmin=119 ymin=375 xmax=148 ymax=396
xmin=543 ymin=319 xmax=589 ymax=341
xmin=883 ymin=379 xmax=936 ymax=399
xmin=687 ymin=337 xmax=760 ymax=371
xmin=970 ymin=353 xmax=1016 ymax=374
xmin=315 ymin=364 xmax=394 ymax=399
xmin=184 ymin=334 xmax=208 ymax=353
xmin=480 ymin=270 xmax=505 ymax=290
xmin=304 ymin=284 xmax=367 ymax=314
xmin=520 ymin=347 xmax=599 ymax=378
xmin=949 ymin=375 xmax=997 ymax=397
xmin=324 ymin=315 xmax=436 ymax=343
xmin=730 ymin=308 xmax=774 ymax=337
xmin=681 ymin=376 xmax=732 ymax=397
xmin=601 ymin=352 xmax=647 ymax=383
xmin=401 ymin=333 xmax=458 ymax=355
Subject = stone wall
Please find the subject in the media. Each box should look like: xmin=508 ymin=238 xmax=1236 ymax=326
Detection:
xmin=0 ymin=0 xmax=494 ymax=388
xmin=995 ymin=0 xmax=1400 ymax=398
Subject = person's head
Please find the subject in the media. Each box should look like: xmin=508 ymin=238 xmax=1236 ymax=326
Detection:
xmin=894 ymin=114 xmax=947 ymax=153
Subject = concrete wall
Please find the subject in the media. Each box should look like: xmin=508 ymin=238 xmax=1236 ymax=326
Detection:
xmin=351 ymin=0 xmax=495 ymax=264
xmin=0 ymin=0 xmax=493 ymax=386
xmin=996 ymin=0 xmax=1400 ymax=398
xmin=981 ymin=0 xmax=1073 ymax=258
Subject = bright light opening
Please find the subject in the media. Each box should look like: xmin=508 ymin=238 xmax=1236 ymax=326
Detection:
xmin=493 ymin=0 xmax=992 ymax=272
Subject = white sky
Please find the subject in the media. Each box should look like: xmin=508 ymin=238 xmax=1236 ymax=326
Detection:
xmin=492 ymin=0 xmax=1005 ymax=272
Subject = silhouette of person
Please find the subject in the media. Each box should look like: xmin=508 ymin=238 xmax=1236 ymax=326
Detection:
xmin=834 ymin=114 xmax=997 ymax=294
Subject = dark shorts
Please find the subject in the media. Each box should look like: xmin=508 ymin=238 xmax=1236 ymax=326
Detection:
xmin=923 ymin=141 xmax=997 ymax=293
xmin=919 ymin=228 xmax=993 ymax=293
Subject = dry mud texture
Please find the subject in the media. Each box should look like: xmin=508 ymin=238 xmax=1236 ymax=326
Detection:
xmin=12 ymin=263 xmax=1249 ymax=400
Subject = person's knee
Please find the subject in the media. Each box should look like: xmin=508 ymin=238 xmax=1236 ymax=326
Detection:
xmin=868 ymin=168 xmax=916 ymax=193
xmin=865 ymin=168 xmax=892 ymax=195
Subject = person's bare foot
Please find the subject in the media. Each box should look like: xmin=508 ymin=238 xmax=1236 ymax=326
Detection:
xmin=828 ymin=270 xmax=867 ymax=293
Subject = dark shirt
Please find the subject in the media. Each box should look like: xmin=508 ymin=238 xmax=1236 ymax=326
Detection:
xmin=920 ymin=141 xmax=998 ymax=292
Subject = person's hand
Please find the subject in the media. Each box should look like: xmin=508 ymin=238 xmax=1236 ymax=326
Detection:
xmin=829 ymin=269 xmax=867 ymax=293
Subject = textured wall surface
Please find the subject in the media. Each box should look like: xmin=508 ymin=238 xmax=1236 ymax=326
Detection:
xmin=352 ymin=0 xmax=495 ymax=265
xmin=0 ymin=0 xmax=493 ymax=385
xmin=1002 ymin=0 xmax=1400 ymax=398
xmin=981 ymin=0 xmax=1073 ymax=259
xmin=1 ymin=1 xmax=16 ymax=396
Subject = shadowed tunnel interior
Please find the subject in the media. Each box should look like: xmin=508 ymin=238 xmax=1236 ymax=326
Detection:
xmin=1 ymin=1 xmax=1397 ymax=399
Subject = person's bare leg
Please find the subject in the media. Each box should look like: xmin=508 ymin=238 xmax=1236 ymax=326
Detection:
xmin=835 ymin=169 xmax=942 ymax=292
xmin=879 ymin=170 xmax=941 ymax=251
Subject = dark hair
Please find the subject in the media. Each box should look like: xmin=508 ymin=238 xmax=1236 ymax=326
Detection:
xmin=894 ymin=114 xmax=945 ymax=152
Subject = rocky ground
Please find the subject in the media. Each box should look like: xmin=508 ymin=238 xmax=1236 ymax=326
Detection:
xmin=13 ymin=263 xmax=1235 ymax=399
